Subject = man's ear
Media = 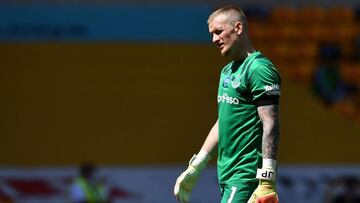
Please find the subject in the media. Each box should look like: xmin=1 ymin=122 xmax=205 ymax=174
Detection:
xmin=234 ymin=21 xmax=243 ymax=35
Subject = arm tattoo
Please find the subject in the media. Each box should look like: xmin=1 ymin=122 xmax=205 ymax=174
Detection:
xmin=257 ymin=105 xmax=280 ymax=160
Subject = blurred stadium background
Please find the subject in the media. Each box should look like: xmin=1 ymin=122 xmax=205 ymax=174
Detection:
xmin=0 ymin=0 xmax=360 ymax=202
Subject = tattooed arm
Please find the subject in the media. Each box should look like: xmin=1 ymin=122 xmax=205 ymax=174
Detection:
xmin=257 ymin=104 xmax=280 ymax=160
xmin=249 ymin=105 xmax=280 ymax=203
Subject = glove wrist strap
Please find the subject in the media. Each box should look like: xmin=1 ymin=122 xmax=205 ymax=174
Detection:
xmin=189 ymin=149 xmax=211 ymax=171
xmin=256 ymin=168 xmax=276 ymax=181
xmin=263 ymin=158 xmax=277 ymax=169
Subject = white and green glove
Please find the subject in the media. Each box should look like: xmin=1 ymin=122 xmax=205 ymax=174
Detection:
xmin=248 ymin=159 xmax=279 ymax=203
xmin=174 ymin=150 xmax=211 ymax=203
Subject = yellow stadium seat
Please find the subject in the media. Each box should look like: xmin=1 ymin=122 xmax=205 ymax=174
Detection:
xmin=272 ymin=24 xmax=302 ymax=42
xmin=326 ymin=6 xmax=355 ymax=24
xmin=287 ymin=61 xmax=316 ymax=84
xmin=300 ymin=24 xmax=327 ymax=42
xmin=333 ymin=25 xmax=359 ymax=42
xmin=270 ymin=6 xmax=297 ymax=24
xmin=340 ymin=62 xmax=360 ymax=86
xmin=294 ymin=43 xmax=318 ymax=61
xmin=296 ymin=6 xmax=326 ymax=25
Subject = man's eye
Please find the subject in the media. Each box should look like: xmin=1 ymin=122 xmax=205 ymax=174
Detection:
xmin=214 ymin=30 xmax=223 ymax=35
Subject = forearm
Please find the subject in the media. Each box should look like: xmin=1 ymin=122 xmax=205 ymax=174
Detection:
xmin=257 ymin=105 xmax=280 ymax=160
xmin=200 ymin=119 xmax=218 ymax=157
xmin=174 ymin=120 xmax=219 ymax=202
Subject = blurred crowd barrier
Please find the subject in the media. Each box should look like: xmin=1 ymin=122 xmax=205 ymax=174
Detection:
xmin=0 ymin=166 xmax=359 ymax=203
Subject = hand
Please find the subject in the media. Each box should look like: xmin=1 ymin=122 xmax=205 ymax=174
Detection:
xmin=174 ymin=151 xmax=211 ymax=203
xmin=248 ymin=165 xmax=279 ymax=203
xmin=174 ymin=165 xmax=201 ymax=203
xmin=247 ymin=180 xmax=279 ymax=203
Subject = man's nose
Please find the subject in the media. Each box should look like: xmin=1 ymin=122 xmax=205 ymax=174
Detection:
xmin=212 ymin=34 xmax=220 ymax=44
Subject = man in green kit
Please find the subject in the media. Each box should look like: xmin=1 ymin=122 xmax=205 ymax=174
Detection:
xmin=174 ymin=5 xmax=281 ymax=203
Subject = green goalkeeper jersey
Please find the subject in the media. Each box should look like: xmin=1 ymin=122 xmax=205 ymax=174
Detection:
xmin=217 ymin=51 xmax=281 ymax=185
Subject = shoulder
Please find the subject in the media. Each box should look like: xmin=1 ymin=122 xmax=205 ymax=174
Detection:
xmin=250 ymin=55 xmax=280 ymax=78
xmin=252 ymin=54 xmax=277 ymax=70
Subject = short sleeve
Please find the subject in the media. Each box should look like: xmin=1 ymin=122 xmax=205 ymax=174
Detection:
xmin=249 ymin=64 xmax=281 ymax=104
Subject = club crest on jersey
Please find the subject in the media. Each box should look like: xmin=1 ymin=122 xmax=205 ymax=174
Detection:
xmin=222 ymin=77 xmax=231 ymax=88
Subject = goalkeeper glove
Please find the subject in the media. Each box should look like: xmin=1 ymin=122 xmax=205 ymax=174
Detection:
xmin=248 ymin=159 xmax=279 ymax=203
xmin=174 ymin=150 xmax=211 ymax=203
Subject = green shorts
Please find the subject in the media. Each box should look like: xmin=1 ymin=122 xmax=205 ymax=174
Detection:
xmin=220 ymin=180 xmax=258 ymax=203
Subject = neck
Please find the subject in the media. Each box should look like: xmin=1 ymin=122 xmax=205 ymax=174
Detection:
xmin=231 ymin=37 xmax=256 ymax=61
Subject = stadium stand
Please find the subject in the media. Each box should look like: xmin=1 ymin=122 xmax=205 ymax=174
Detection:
xmin=246 ymin=5 xmax=360 ymax=123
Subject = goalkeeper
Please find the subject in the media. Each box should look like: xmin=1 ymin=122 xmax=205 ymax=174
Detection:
xmin=174 ymin=5 xmax=281 ymax=203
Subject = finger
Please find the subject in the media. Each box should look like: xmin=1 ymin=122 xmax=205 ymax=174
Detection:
xmin=179 ymin=190 xmax=189 ymax=203
xmin=249 ymin=195 xmax=256 ymax=203
xmin=179 ymin=189 xmax=185 ymax=203
xmin=183 ymin=191 xmax=190 ymax=203
xmin=256 ymin=194 xmax=278 ymax=203
xmin=174 ymin=181 xmax=180 ymax=196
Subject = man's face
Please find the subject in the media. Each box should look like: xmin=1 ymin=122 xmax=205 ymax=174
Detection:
xmin=208 ymin=14 xmax=239 ymax=57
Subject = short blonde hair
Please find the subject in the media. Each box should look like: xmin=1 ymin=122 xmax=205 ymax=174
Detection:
xmin=207 ymin=5 xmax=248 ymax=32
